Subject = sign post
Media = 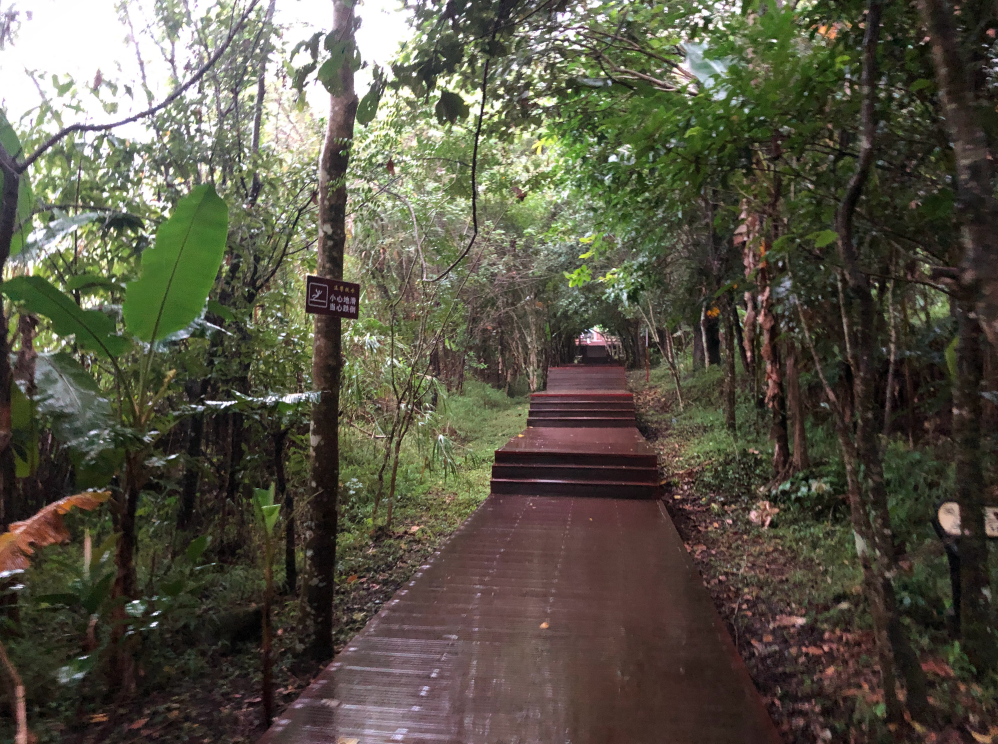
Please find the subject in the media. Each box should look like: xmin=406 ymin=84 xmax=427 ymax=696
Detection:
xmin=305 ymin=275 xmax=359 ymax=319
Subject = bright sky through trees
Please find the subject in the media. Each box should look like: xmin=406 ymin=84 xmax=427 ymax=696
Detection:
xmin=0 ymin=0 xmax=412 ymax=121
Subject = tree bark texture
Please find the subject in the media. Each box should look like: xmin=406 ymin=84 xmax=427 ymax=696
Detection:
xmin=722 ymin=298 xmax=737 ymax=434
xmin=0 ymin=153 xmax=18 ymax=527
xmin=918 ymin=0 xmax=998 ymax=350
xmin=785 ymin=342 xmax=809 ymax=471
xmin=952 ymin=304 xmax=997 ymax=670
xmin=305 ymin=0 xmax=357 ymax=661
xmin=917 ymin=0 xmax=998 ymax=674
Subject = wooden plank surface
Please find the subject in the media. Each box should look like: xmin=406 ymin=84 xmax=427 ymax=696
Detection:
xmin=261 ymin=366 xmax=779 ymax=743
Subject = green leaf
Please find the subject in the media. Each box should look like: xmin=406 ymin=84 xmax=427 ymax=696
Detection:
xmin=123 ymin=185 xmax=228 ymax=343
xmin=10 ymin=381 xmax=38 ymax=477
xmin=72 ymin=447 xmax=124 ymax=489
xmin=3 ymin=276 xmax=130 ymax=358
xmin=357 ymin=84 xmax=383 ymax=126
xmin=34 ymin=352 xmax=112 ymax=450
xmin=184 ymin=535 xmax=210 ymax=563
xmin=11 ymin=212 xmax=101 ymax=268
xmin=316 ymin=37 xmax=358 ymax=96
xmin=910 ymin=78 xmax=934 ymax=92
xmin=81 ymin=572 xmax=114 ymax=614
xmin=262 ymin=504 xmax=281 ymax=535
xmin=946 ymin=335 xmax=958 ymax=381
xmin=206 ymin=299 xmax=234 ymax=322
xmin=812 ymin=229 xmax=838 ymax=248
xmin=253 ymin=483 xmax=279 ymax=534
xmin=65 ymin=273 xmax=124 ymax=294
xmin=435 ymin=91 xmax=470 ymax=125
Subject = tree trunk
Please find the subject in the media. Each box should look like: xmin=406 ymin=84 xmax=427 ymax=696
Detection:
xmin=785 ymin=342 xmax=809 ymax=470
xmin=110 ymin=457 xmax=144 ymax=692
xmin=692 ymin=317 xmax=705 ymax=371
xmin=730 ymin=302 xmax=748 ymax=375
xmin=918 ymin=0 xmax=998 ymax=350
xmin=723 ymin=299 xmax=737 ymax=434
xmin=0 ymin=153 xmax=18 ymax=528
xmin=916 ymin=0 xmax=998 ymax=674
xmin=274 ymin=428 xmax=295 ymax=595
xmin=178 ymin=381 xmax=203 ymax=530
xmin=952 ymin=304 xmax=998 ymax=670
xmin=305 ymin=0 xmax=357 ymax=661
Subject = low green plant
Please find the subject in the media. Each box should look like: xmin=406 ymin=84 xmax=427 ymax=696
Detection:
xmin=251 ymin=483 xmax=281 ymax=727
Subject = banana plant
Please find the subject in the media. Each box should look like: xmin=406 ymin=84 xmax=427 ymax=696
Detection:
xmin=1 ymin=184 xmax=229 ymax=686
xmin=251 ymin=483 xmax=280 ymax=727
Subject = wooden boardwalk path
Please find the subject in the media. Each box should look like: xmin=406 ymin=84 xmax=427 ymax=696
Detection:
xmin=261 ymin=366 xmax=780 ymax=744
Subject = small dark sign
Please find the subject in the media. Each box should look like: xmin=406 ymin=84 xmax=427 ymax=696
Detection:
xmin=305 ymin=275 xmax=359 ymax=319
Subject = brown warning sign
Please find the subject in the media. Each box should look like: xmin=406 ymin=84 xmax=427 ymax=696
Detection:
xmin=305 ymin=275 xmax=359 ymax=319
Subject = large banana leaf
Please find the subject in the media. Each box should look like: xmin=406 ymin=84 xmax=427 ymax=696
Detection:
xmin=123 ymin=185 xmax=228 ymax=343
xmin=34 ymin=352 xmax=112 ymax=450
xmin=2 ymin=276 xmax=131 ymax=358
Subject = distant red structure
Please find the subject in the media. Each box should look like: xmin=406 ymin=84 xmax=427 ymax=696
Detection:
xmin=575 ymin=328 xmax=621 ymax=364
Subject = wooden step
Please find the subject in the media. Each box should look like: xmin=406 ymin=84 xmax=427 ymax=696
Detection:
xmin=491 ymin=462 xmax=658 ymax=483
xmin=495 ymin=449 xmax=658 ymax=469
xmin=489 ymin=478 xmax=659 ymax=499
xmin=526 ymin=416 xmax=635 ymax=428
xmin=529 ymin=401 xmax=634 ymax=411
xmin=529 ymin=407 xmax=635 ymax=417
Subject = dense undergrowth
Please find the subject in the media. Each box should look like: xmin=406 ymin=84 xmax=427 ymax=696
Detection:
xmin=632 ymin=361 xmax=998 ymax=743
xmin=3 ymin=381 xmax=528 ymax=744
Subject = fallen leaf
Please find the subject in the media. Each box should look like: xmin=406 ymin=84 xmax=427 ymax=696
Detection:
xmin=409 ymin=525 xmax=421 ymax=533
xmin=346 ymin=574 xmax=358 ymax=584
xmin=763 ymin=634 xmax=773 ymax=643
xmin=748 ymin=500 xmax=779 ymax=529
xmin=338 ymin=738 xmax=360 ymax=744
xmin=803 ymin=646 xmax=824 ymax=655
xmin=539 ymin=621 xmax=549 ymax=629
xmin=921 ymin=658 xmax=955 ymax=678
xmin=773 ymin=615 xmax=806 ymax=628
xmin=89 ymin=713 xmax=109 ymax=723
xmin=129 ymin=718 xmax=149 ymax=730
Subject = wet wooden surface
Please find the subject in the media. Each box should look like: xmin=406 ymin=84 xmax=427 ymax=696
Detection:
xmin=261 ymin=367 xmax=780 ymax=744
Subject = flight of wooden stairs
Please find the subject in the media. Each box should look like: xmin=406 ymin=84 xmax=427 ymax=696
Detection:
xmin=490 ymin=366 xmax=659 ymax=499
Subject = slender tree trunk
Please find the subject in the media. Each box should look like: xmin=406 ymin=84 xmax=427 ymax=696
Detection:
xmin=274 ymin=428 xmax=295 ymax=594
xmin=110 ymin=456 xmax=145 ymax=692
xmin=248 ymin=0 xmax=277 ymax=206
xmin=786 ymin=342 xmax=809 ymax=470
xmin=883 ymin=280 xmax=898 ymax=437
xmin=730 ymin=303 xmax=748 ymax=375
xmin=723 ymin=299 xmax=737 ymax=434
xmin=918 ymin=0 xmax=998 ymax=349
xmin=178 ymin=381 xmax=203 ymax=530
xmin=0 ymin=153 xmax=18 ymax=528
xmin=952 ymin=304 xmax=997 ymax=670
xmin=917 ymin=0 xmax=998 ymax=674
xmin=305 ymin=0 xmax=357 ymax=661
